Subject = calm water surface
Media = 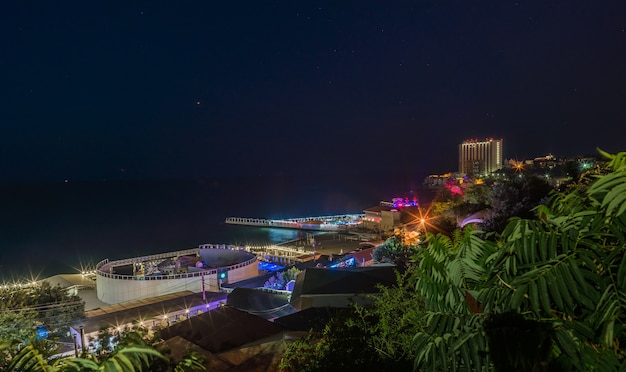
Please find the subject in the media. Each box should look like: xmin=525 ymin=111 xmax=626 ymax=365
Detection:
xmin=0 ymin=173 xmax=434 ymax=281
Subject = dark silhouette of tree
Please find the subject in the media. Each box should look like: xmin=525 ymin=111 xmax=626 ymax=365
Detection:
xmin=482 ymin=174 xmax=552 ymax=233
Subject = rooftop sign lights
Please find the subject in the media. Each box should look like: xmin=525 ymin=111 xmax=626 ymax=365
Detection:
xmin=463 ymin=137 xmax=502 ymax=143
xmin=392 ymin=197 xmax=419 ymax=208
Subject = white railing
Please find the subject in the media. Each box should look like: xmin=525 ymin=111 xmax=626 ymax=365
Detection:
xmin=224 ymin=214 xmax=365 ymax=231
xmin=95 ymin=246 xmax=256 ymax=281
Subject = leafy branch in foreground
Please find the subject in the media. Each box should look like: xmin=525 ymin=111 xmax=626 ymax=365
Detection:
xmin=0 ymin=337 xmax=166 ymax=372
xmin=280 ymin=267 xmax=422 ymax=371
xmin=0 ymin=326 xmax=209 ymax=371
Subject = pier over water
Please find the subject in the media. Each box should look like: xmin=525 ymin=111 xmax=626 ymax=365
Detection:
xmin=225 ymin=214 xmax=364 ymax=231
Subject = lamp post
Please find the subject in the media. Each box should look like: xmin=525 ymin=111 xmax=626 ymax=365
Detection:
xmin=79 ymin=326 xmax=86 ymax=353
xmin=201 ymin=270 xmax=206 ymax=300
xmin=73 ymin=334 xmax=79 ymax=357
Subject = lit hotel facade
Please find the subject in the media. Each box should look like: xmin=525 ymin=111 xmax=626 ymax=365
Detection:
xmin=459 ymin=138 xmax=503 ymax=176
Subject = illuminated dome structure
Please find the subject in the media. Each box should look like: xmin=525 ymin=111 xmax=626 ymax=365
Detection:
xmin=95 ymin=244 xmax=258 ymax=304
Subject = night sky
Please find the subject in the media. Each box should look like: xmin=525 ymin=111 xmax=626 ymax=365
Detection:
xmin=2 ymin=1 xmax=626 ymax=183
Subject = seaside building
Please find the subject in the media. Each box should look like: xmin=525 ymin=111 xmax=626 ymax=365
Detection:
xmin=361 ymin=205 xmax=401 ymax=233
xmin=289 ymin=266 xmax=398 ymax=311
xmin=459 ymin=138 xmax=503 ymax=176
xmin=422 ymin=172 xmax=467 ymax=189
xmin=422 ymin=173 xmax=452 ymax=188
xmin=95 ymin=245 xmax=258 ymax=304
xmin=361 ymin=196 xmax=434 ymax=236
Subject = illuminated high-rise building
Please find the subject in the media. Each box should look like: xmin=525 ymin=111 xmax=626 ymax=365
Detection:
xmin=459 ymin=138 xmax=503 ymax=176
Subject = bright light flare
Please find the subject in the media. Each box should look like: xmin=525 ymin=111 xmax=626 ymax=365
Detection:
xmin=402 ymin=205 xmax=444 ymax=236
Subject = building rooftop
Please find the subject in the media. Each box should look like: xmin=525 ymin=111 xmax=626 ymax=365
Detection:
xmin=226 ymin=287 xmax=297 ymax=320
xmin=72 ymin=291 xmax=227 ymax=334
xmin=159 ymin=306 xmax=285 ymax=354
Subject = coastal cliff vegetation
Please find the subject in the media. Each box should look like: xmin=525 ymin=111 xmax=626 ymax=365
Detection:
xmin=280 ymin=149 xmax=626 ymax=371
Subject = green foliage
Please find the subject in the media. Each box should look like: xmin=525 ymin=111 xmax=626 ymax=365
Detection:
xmin=464 ymin=184 xmax=492 ymax=206
xmin=173 ymin=350 xmax=207 ymax=372
xmin=372 ymin=236 xmax=419 ymax=267
xmin=280 ymin=268 xmax=422 ymax=371
xmin=279 ymin=312 xmax=377 ymax=372
xmin=1 ymin=338 xmax=97 ymax=372
xmin=0 ymin=308 xmax=39 ymax=341
xmin=460 ymin=183 xmax=492 ymax=215
xmin=411 ymin=227 xmax=496 ymax=370
xmin=360 ymin=266 xmax=424 ymax=364
xmin=408 ymin=149 xmax=626 ymax=371
xmin=0 ymin=281 xmax=84 ymax=341
xmin=364 ymin=149 xmax=626 ymax=371
xmin=0 ymin=336 xmax=166 ymax=371
xmin=94 ymin=346 xmax=166 ymax=372
xmin=88 ymin=325 xmax=204 ymax=371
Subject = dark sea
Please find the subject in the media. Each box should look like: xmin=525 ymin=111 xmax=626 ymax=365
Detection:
xmin=0 ymin=172 xmax=435 ymax=281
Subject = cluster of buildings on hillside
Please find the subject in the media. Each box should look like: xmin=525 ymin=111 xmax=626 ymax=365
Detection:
xmin=423 ymin=137 xmax=601 ymax=189
xmin=363 ymin=138 xmax=603 ymax=236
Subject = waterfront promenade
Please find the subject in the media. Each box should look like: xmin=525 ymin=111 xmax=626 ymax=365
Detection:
xmin=242 ymin=229 xmax=380 ymax=265
xmin=276 ymin=232 xmax=379 ymax=258
xmin=225 ymin=214 xmax=364 ymax=231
